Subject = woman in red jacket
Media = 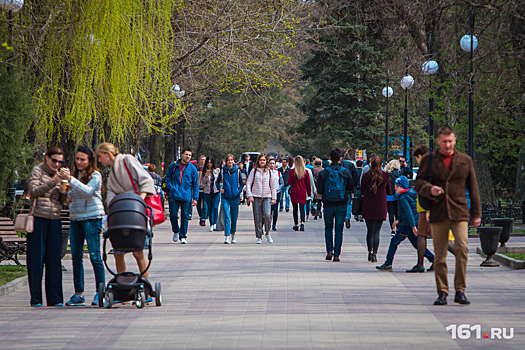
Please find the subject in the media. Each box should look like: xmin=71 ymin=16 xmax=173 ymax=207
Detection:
xmin=361 ymin=155 xmax=391 ymax=263
xmin=288 ymin=155 xmax=311 ymax=231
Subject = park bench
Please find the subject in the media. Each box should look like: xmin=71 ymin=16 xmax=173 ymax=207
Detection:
xmin=0 ymin=217 xmax=26 ymax=265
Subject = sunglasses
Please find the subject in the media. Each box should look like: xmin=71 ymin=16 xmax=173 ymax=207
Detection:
xmin=50 ymin=158 xmax=65 ymax=165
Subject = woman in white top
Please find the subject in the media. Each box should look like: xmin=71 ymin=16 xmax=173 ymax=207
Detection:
xmin=246 ymin=153 xmax=277 ymax=244
xmin=304 ymin=165 xmax=317 ymax=222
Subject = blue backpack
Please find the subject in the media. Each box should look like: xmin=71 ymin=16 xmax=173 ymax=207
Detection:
xmin=325 ymin=167 xmax=345 ymax=202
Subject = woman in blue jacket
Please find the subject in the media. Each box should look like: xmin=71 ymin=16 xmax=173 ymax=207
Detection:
xmin=215 ymin=154 xmax=244 ymax=244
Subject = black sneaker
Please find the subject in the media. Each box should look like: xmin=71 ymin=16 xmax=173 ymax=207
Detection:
xmin=300 ymin=224 xmax=305 ymax=231
xmin=293 ymin=225 xmax=298 ymax=231
xmin=345 ymin=219 xmax=351 ymax=229
xmin=376 ymin=264 xmax=392 ymax=271
xmin=427 ymin=263 xmax=435 ymax=272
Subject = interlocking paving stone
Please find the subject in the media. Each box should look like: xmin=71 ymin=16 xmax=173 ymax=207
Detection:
xmin=1 ymin=204 xmax=525 ymax=349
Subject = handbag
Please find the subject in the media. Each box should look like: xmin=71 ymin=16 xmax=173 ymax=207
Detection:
xmin=351 ymin=190 xmax=362 ymax=216
xmin=14 ymin=203 xmax=35 ymax=233
xmin=418 ymin=152 xmax=433 ymax=211
xmin=123 ymin=160 xmax=166 ymax=226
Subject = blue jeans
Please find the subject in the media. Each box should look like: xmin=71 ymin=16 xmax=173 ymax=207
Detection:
xmin=280 ymin=186 xmax=290 ymax=210
xmin=197 ymin=191 xmax=206 ymax=219
xmin=271 ymin=191 xmax=282 ymax=227
xmin=26 ymin=217 xmax=63 ymax=306
xmin=70 ymin=219 xmax=105 ymax=294
xmin=222 ymin=197 xmax=240 ymax=236
xmin=385 ymin=226 xmax=435 ymax=266
xmin=169 ymin=200 xmax=192 ymax=239
xmin=203 ymin=192 xmax=220 ymax=226
xmin=305 ymin=199 xmax=311 ymax=218
xmin=346 ymin=197 xmax=352 ymax=220
xmin=324 ymin=205 xmax=346 ymax=257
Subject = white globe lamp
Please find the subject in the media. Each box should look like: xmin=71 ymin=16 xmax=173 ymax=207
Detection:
xmin=382 ymin=86 xmax=393 ymax=98
xmin=400 ymin=75 xmax=414 ymax=90
xmin=460 ymin=35 xmax=478 ymax=52
xmin=0 ymin=0 xmax=23 ymax=12
xmin=422 ymin=60 xmax=439 ymax=75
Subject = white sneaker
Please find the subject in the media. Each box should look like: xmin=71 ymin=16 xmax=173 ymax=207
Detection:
xmin=224 ymin=236 xmax=231 ymax=244
xmin=231 ymin=235 xmax=236 ymax=244
xmin=209 ymin=226 xmax=214 ymax=232
xmin=256 ymin=238 xmax=262 ymax=244
xmin=180 ymin=238 xmax=187 ymax=244
xmin=213 ymin=224 xmax=217 ymax=230
xmin=172 ymin=233 xmax=179 ymax=242
xmin=266 ymin=234 xmax=273 ymax=244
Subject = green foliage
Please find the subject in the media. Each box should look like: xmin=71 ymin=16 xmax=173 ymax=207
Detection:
xmin=32 ymin=0 xmax=183 ymax=143
xmin=298 ymin=7 xmax=391 ymax=156
xmin=0 ymin=265 xmax=27 ymax=286
xmin=0 ymin=58 xmax=38 ymax=204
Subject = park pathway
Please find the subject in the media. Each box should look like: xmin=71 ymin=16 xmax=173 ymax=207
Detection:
xmin=1 ymin=204 xmax=524 ymax=349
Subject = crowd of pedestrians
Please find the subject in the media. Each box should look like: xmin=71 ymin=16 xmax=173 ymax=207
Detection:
xmin=19 ymin=125 xmax=481 ymax=308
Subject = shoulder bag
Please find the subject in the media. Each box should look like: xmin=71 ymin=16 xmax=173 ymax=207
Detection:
xmin=123 ymin=160 xmax=166 ymax=226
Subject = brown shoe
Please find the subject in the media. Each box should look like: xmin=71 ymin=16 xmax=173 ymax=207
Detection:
xmin=333 ymin=256 xmax=340 ymax=262
xmin=454 ymin=291 xmax=470 ymax=305
xmin=433 ymin=293 xmax=448 ymax=305
xmin=326 ymin=251 xmax=333 ymax=261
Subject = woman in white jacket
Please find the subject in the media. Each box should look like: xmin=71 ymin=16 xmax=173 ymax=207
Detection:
xmin=246 ymin=153 xmax=277 ymax=244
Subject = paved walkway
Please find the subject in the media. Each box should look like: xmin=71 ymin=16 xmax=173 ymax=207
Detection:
xmin=1 ymin=204 xmax=524 ymax=349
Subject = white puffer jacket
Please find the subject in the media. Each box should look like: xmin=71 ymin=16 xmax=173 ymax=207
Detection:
xmin=246 ymin=168 xmax=277 ymax=201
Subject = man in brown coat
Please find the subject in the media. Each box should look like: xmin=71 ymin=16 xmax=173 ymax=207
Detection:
xmin=414 ymin=126 xmax=481 ymax=306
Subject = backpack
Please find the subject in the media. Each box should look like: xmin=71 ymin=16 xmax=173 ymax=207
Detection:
xmin=325 ymin=167 xmax=346 ymax=202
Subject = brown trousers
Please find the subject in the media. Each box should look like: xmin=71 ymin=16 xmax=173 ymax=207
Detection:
xmin=430 ymin=220 xmax=469 ymax=295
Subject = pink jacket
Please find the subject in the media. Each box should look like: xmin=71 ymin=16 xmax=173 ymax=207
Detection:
xmin=246 ymin=168 xmax=277 ymax=201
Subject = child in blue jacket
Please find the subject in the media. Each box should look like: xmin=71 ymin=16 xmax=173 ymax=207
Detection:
xmin=376 ymin=176 xmax=435 ymax=271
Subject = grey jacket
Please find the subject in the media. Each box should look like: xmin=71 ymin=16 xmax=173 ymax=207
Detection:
xmin=68 ymin=171 xmax=106 ymax=221
xmin=28 ymin=164 xmax=67 ymax=220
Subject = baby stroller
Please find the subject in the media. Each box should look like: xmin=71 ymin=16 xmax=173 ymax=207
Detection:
xmin=99 ymin=193 xmax=161 ymax=308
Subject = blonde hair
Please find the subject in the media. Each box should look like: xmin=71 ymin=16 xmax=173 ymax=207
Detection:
xmin=384 ymin=159 xmax=400 ymax=173
xmin=313 ymin=159 xmax=322 ymax=166
xmin=225 ymin=154 xmax=235 ymax=162
xmin=97 ymin=142 xmax=120 ymax=157
xmin=294 ymin=155 xmax=305 ymax=180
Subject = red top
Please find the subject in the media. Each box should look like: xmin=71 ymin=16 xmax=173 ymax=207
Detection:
xmin=288 ymin=169 xmax=311 ymax=204
xmin=442 ymin=152 xmax=454 ymax=171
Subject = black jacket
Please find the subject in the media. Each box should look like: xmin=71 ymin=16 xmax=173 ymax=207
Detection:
xmin=316 ymin=163 xmax=355 ymax=207
xmin=341 ymin=160 xmax=358 ymax=192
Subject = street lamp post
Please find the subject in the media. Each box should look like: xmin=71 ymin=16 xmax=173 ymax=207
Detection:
xmin=422 ymin=59 xmax=439 ymax=151
xmin=460 ymin=7 xmax=478 ymax=159
xmin=400 ymin=57 xmax=414 ymax=160
xmin=1 ymin=0 xmax=24 ymax=219
xmin=171 ymin=84 xmax=185 ymax=160
xmin=382 ymin=71 xmax=393 ymax=162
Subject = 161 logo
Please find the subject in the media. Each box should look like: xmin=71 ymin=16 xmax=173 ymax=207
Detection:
xmin=446 ymin=324 xmax=514 ymax=340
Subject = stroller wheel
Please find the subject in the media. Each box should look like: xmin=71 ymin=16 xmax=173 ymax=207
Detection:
xmin=104 ymin=291 xmax=113 ymax=309
xmin=136 ymin=292 xmax=146 ymax=309
xmin=155 ymin=282 xmax=162 ymax=306
xmin=98 ymin=283 xmax=105 ymax=308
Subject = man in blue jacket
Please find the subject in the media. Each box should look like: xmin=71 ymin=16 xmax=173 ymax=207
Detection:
xmin=376 ymin=176 xmax=434 ymax=271
xmin=316 ymin=148 xmax=355 ymax=262
xmin=165 ymin=147 xmax=199 ymax=244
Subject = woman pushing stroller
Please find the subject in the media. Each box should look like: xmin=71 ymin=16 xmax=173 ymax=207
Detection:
xmin=96 ymin=143 xmax=155 ymax=283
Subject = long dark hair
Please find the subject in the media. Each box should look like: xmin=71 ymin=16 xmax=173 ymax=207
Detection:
xmin=368 ymin=156 xmax=384 ymax=194
xmin=73 ymin=146 xmax=100 ymax=185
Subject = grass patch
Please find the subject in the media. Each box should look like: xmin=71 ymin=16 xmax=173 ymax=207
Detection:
xmin=0 ymin=265 xmax=27 ymax=286
xmin=468 ymin=229 xmax=478 ymax=234
xmin=503 ymin=253 xmax=525 ymax=261
xmin=513 ymin=229 xmax=525 ymax=233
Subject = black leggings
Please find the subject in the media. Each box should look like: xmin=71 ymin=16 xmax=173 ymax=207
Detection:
xmin=292 ymin=203 xmax=305 ymax=225
xmin=387 ymin=201 xmax=398 ymax=231
xmin=365 ymin=219 xmax=383 ymax=254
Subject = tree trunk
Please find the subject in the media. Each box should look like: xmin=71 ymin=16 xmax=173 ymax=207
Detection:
xmin=473 ymin=150 xmax=496 ymax=206
xmin=149 ymin=132 xmax=162 ymax=175
xmin=515 ymin=145 xmax=525 ymax=202
xmin=163 ymin=133 xmax=175 ymax=176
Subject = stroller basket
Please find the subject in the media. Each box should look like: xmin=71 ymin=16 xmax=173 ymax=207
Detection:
xmin=107 ymin=193 xmax=148 ymax=252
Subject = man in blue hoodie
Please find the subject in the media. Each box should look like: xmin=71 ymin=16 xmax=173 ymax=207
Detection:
xmin=376 ymin=176 xmax=435 ymax=271
xmin=165 ymin=147 xmax=199 ymax=244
